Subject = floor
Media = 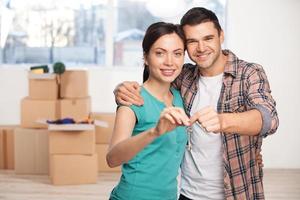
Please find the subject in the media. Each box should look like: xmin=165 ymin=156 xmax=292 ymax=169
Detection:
xmin=0 ymin=169 xmax=299 ymax=200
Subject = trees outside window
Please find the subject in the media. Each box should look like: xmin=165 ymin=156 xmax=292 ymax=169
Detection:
xmin=0 ymin=0 xmax=226 ymax=67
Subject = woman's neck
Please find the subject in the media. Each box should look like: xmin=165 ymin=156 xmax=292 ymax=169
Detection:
xmin=143 ymin=79 xmax=173 ymax=106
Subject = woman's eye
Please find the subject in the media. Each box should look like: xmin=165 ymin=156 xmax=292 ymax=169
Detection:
xmin=175 ymin=52 xmax=183 ymax=57
xmin=155 ymin=51 xmax=164 ymax=56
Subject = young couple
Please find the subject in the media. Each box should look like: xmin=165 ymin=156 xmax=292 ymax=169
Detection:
xmin=106 ymin=7 xmax=279 ymax=200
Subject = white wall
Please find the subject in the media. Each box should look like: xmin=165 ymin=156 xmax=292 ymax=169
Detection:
xmin=1 ymin=0 xmax=299 ymax=168
xmin=88 ymin=67 xmax=143 ymax=111
xmin=226 ymin=0 xmax=300 ymax=168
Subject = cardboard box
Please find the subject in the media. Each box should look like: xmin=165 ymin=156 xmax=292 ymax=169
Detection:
xmin=49 ymin=128 xmax=95 ymax=155
xmin=48 ymin=123 xmax=95 ymax=131
xmin=21 ymin=98 xmax=59 ymax=128
xmin=50 ymin=154 xmax=98 ymax=185
xmin=14 ymin=128 xmax=49 ymax=174
xmin=0 ymin=132 xmax=3 ymax=169
xmin=90 ymin=113 xmax=115 ymax=144
xmin=0 ymin=126 xmax=16 ymax=170
xmin=60 ymin=97 xmax=91 ymax=121
xmin=60 ymin=70 xmax=89 ymax=98
xmin=96 ymin=144 xmax=121 ymax=172
xmin=28 ymin=73 xmax=58 ymax=100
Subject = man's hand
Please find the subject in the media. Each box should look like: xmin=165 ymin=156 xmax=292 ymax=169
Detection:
xmin=153 ymin=107 xmax=190 ymax=136
xmin=114 ymin=81 xmax=144 ymax=106
xmin=190 ymin=106 xmax=222 ymax=133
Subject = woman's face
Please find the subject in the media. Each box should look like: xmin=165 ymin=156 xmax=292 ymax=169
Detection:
xmin=145 ymin=33 xmax=185 ymax=83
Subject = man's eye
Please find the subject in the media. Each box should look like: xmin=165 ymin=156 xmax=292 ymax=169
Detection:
xmin=187 ymin=40 xmax=198 ymax=45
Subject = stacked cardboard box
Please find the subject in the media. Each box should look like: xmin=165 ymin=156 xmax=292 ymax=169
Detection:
xmin=21 ymin=71 xmax=91 ymax=128
xmin=16 ymin=70 xmax=96 ymax=185
xmin=59 ymin=70 xmax=91 ymax=121
xmin=21 ymin=73 xmax=59 ymax=128
xmin=49 ymin=124 xmax=97 ymax=185
xmin=16 ymin=73 xmax=59 ymax=174
xmin=48 ymin=70 xmax=97 ymax=185
xmin=90 ymin=112 xmax=121 ymax=172
xmin=14 ymin=128 xmax=49 ymax=174
xmin=0 ymin=126 xmax=17 ymax=170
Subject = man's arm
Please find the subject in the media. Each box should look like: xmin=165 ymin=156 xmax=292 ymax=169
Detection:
xmin=190 ymin=65 xmax=279 ymax=137
xmin=113 ymin=64 xmax=192 ymax=106
xmin=243 ymin=65 xmax=279 ymax=137
xmin=190 ymin=106 xmax=262 ymax=136
xmin=219 ymin=110 xmax=262 ymax=135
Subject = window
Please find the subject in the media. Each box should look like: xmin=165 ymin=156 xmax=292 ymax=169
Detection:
xmin=0 ymin=0 xmax=226 ymax=67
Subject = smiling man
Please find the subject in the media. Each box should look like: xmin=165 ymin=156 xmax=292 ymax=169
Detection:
xmin=114 ymin=7 xmax=279 ymax=200
xmin=175 ymin=7 xmax=279 ymax=200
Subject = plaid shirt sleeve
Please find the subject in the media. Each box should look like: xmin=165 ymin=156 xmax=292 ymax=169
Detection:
xmin=244 ymin=64 xmax=279 ymax=138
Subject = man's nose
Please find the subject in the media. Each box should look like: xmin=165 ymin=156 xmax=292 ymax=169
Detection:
xmin=196 ymin=41 xmax=205 ymax=52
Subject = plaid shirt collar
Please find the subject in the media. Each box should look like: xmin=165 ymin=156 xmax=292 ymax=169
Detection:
xmin=223 ymin=49 xmax=238 ymax=78
xmin=189 ymin=49 xmax=239 ymax=79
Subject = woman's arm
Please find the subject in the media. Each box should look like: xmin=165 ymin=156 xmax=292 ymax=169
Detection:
xmin=106 ymin=106 xmax=157 ymax=167
xmin=106 ymin=106 xmax=190 ymax=168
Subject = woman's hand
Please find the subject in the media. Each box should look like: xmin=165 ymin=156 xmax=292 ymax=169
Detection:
xmin=153 ymin=107 xmax=190 ymax=136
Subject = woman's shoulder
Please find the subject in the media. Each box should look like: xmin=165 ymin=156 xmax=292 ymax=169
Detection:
xmin=170 ymin=87 xmax=184 ymax=108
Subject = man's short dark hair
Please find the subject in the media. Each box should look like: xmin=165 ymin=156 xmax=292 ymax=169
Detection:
xmin=180 ymin=7 xmax=222 ymax=35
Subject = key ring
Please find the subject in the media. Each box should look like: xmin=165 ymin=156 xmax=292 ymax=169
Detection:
xmin=186 ymin=126 xmax=193 ymax=151
xmin=196 ymin=121 xmax=208 ymax=133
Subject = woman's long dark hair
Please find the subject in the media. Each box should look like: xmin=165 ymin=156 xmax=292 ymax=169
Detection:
xmin=142 ymin=22 xmax=185 ymax=82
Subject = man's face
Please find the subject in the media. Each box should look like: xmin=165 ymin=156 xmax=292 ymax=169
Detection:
xmin=183 ymin=22 xmax=224 ymax=72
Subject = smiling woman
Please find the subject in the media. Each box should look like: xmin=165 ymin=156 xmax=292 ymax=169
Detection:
xmin=106 ymin=22 xmax=190 ymax=200
xmin=0 ymin=0 xmax=226 ymax=67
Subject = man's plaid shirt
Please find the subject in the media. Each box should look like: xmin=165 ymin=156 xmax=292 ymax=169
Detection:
xmin=173 ymin=50 xmax=279 ymax=200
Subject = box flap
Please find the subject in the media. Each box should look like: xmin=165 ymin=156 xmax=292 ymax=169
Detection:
xmin=48 ymin=124 xmax=95 ymax=131
xmin=28 ymin=73 xmax=56 ymax=80
xmin=94 ymin=120 xmax=109 ymax=128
